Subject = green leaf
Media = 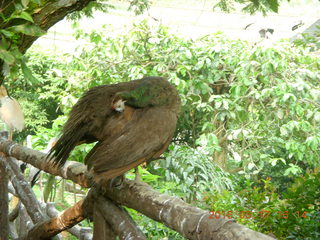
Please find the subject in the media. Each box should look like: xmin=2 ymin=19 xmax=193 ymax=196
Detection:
xmin=268 ymin=0 xmax=279 ymax=13
xmin=283 ymin=93 xmax=296 ymax=102
xmin=0 ymin=48 xmax=15 ymax=64
xmin=260 ymin=154 xmax=269 ymax=159
xmin=18 ymin=11 xmax=34 ymax=23
xmin=314 ymin=112 xmax=320 ymax=122
xmin=0 ymin=30 xmax=14 ymax=38
xmin=233 ymin=152 xmax=241 ymax=162
xmin=276 ymin=109 xmax=284 ymax=119
xmin=1 ymin=37 xmax=9 ymax=49
xmin=305 ymin=136 xmax=318 ymax=151
xmin=31 ymin=0 xmax=41 ymax=4
xmin=9 ymin=24 xmax=45 ymax=36
xmin=14 ymin=3 xmax=23 ymax=11
xmin=270 ymin=158 xmax=285 ymax=166
xmin=21 ymin=61 xmax=39 ymax=84
xmin=21 ymin=0 xmax=30 ymax=8
xmin=248 ymin=162 xmax=255 ymax=170
xmin=280 ymin=126 xmax=288 ymax=136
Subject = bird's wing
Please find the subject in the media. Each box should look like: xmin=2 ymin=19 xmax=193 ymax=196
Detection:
xmin=48 ymin=82 xmax=133 ymax=166
xmin=85 ymin=107 xmax=177 ymax=180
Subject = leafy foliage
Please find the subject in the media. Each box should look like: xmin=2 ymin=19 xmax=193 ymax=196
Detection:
xmin=214 ymin=0 xmax=285 ymax=14
xmin=205 ymin=171 xmax=320 ymax=239
xmin=149 ymin=145 xmax=233 ymax=203
xmin=69 ymin=22 xmax=320 ymax=179
xmin=0 ymin=0 xmax=46 ymax=83
xmin=7 ymin=19 xmax=320 ymax=239
xmin=293 ymin=26 xmax=320 ymax=51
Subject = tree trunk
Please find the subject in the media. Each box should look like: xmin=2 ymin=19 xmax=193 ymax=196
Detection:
xmin=212 ymin=79 xmax=230 ymax=169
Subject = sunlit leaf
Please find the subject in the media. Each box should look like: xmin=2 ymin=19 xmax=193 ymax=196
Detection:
xmin=0 ymin=29 xmax=14 ymax=38
xmin=280 ymin=126 xmax=288 ymax=136
xmin=233 ymin=152 xmax=241 ymax=162
xmin=21 ymin=61 xmax=39 ymax=84
xmin=17 ymin=11 xmax=34 ymax=23
xmin=314 ymin=112 xmax=320 ymax=122
xmin=276 ymin=109 xmax=284 ymax=119
xmin=268 ymin=0 xmax=279 ymax=13
xmin=248 ymin=162 xmax=255 ymax=170
xmin=21 ymin=0 xmax=30 ymax=8
xmin=9 ymin=24 xmax=45 ymax=36
xmin=0 ymin=48 xmax=15 ymax=64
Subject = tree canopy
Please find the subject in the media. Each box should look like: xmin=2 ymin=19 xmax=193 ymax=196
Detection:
xmin=0 ymin=0 xmax=319 ymax=239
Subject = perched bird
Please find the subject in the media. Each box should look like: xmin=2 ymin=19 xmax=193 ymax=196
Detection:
xmin=0 ymin=85 xmax=24 ymax=140
xmin=48 ymin=77 xmax=180 ymax=184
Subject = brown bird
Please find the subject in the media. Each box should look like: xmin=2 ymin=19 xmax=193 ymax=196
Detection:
xmin=48 ymin=77 xmax=180 ymax=184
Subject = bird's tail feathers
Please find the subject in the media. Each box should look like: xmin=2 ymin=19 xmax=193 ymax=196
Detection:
xmin=47 ymin=126 xmax=86 ymax=167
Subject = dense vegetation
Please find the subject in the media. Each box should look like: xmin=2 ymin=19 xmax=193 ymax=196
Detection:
xmin=4 ymin=21 xmax=320 ymax=239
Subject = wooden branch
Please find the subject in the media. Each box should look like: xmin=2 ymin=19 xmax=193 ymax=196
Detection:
xmin=93 ymin=205 xmax=116 ymax=240
xmin=0 ymin=157 xmax=46 ymax=224
xmin=104 ymin=180 xmax=274 ymax=240
xmin=80 ymin=228 xmax=93 ymax=240
xmin=23 ymin=199 xmax=86 ymax=240
xmin=18 ymin=0 xmax=95 ymax=53
xmin=8 ymin=200 xmax=21 ymax=222
xmin=93 ymin=192 xmax=146 ymax=240
xmin=0 ymin=140 xmax=274 ymax=240
xmin=7 ymin=182 xmax=17 ymax=196
xmin=0 ymin=156 xmax=9 ymax=240
xmin=0 ymin=140 xmax=92 ymax=187
xmin=17 ymin=205 xmax=33 ymax=237
xmin=65 ymin=181 xmax=86 ymax=195
xmin=8 ymin=222 xmax=18 ymax=240
xmin=46 ymin=202 xmax=92 ymax=240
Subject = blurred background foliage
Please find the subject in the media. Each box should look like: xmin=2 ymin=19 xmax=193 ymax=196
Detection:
xmin=4 ymin=21 xmax=320 ymax=239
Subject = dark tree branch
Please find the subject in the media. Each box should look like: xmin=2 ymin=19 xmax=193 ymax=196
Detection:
xmin=0 ymin=156 xmax=46 ymax=224
xmin=20 ymin=0 xmax=95 ymax=53
xmin=0 ymin=0 xmax=97 ymax=84
xmin=0 ymin=0 xmax=95 ymax=53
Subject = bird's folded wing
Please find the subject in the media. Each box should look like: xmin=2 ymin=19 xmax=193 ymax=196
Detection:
xmin=85 ymin=107 xmax=177 ymax=178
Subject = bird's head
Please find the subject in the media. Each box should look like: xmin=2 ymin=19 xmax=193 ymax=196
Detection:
xmin=112 ymin=98 xmax=126 ymax=112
